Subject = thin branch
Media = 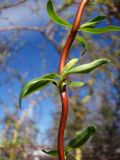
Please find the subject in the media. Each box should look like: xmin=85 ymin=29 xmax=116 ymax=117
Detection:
xmin=57 ymin=0 xmax=89 ymax=159
xmin=0 ymin=0 xmax=27 ymax=10
xmin=58 ymin=0 xmax=89 ymax=74
xmin=0 ymin=26 xmax=43 ymax=32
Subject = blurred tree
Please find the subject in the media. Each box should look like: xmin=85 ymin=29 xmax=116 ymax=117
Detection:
xmin=48 ymin=0 xmax=120 ymax=159
xmin=0 ymin=0 xmax=120 ymax=160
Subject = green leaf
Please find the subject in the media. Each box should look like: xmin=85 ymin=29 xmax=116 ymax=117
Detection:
xmin=19 ymin=73 xmax=59 ymax=108
xmin=61 ymin=58 xmax=78 ymax=75
xmin=62 ymin=58 xmax=110 ymax=76
xmin=46 ymin=1 xmax=120 ymax=36
xmin=47 ymin=0 xmax=72 ymax=28
xmin=76 ymin=36 xmax=87 ymax=55
xmin=42 ymin=126 xmax=96 ymax=157
xmin=42 ymin=149 xmax=75 ymax=158
xmin=46 ymin=0 xmax=87 ymax=54
xmin=42 ymin=150 xmax=58 ymax=157
xmin=66 ymin=81 xmax=85 ymax=87
xmin=42 ymin=149 xmax=68 ymax=157
xmin=80 ymin=26 xmax=120 ymax=34
xmin=66 ymin=125 xmax=96 ymax=150
xmin=81 ymin=15 xmax=106 ymax=28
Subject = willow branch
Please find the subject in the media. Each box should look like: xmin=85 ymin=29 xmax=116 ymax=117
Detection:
xmin=58 ymin=0 xmax=89 ymax=160
xmin=58 ymin=0 xmax=89 ymax=74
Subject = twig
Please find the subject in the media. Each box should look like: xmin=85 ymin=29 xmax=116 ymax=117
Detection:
xmin=58 ymin=0 xmax=89 ymax=159
xmin=0 ymin=0 xmax=26 ymax=10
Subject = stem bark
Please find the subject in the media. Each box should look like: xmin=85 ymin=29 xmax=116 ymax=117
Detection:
xmin=58 ymin=0 xmax=89 ymax=159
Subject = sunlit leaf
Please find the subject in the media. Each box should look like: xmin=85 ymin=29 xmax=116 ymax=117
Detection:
xmin=66 ymin=125 xmax=96 ymax=150
xmin=46 ymin=1 xmax=120 ymax=35
xmin=19 ymin=73 xmax=59 ymax=108
xmin=66 ymin=81 xmax=85 ymax=87
xmin=62 ymin=58 xmax=110 ymax=76
xmin=76 ymin=36 xmax=87 ymax=55
xmin=47 ymin=0 xmax=87 ymax=54
xmin=42 ymin=149 xmax=58 ymax=157
xmin=81 ymin=15 xmax=106 ymax=28
xmin=80 ymin=26 xmax=120 ymax=34
xmin=61 ymin=58 xmax=78 ymax=75
xmin=47 ymin=0 xmax=72 ymax=28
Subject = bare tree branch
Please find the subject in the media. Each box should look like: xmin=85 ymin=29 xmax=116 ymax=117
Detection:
xmin=0 ymin=26 xmax=44 ymax=32
xmin=0 ymin=0 xmax=27 ymax=10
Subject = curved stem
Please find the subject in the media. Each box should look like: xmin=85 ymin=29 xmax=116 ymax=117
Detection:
xmin=58 ymin=88 xmax=68 ymax=159
xmin=58 ymin=0 xmax=89 ymax=160
xmin=58 ymin=0 xmax=89 ymax=74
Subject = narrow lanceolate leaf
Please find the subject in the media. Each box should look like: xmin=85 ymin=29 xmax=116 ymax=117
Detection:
xmin=42 ymin=126 xmax=96 ymax=157
xmin=19 ymin=73 xmax=58 ymax=108
xmin=66 ymin=81 xmax=85 ymax=87
xmin=62 ymin=58 xmax=110 ymax=76
xmin=46 ymin=1 xmax=120 ymax=36
xmin=61 ymin=58 xmax=78 ymax=75
xmin=46 ymin=0 xmax=87 ymax=54
xmin=42 ymin=149 xmax=69 ymax=157
xmin=76 ymin=36 xmax=87 ymax=55
xmin=42 ymin=150 xmax=58 ymax=157
xmin=47 ymin=0 xmax=72 ymax=28
xmin=66 ymin=126 xmax=96 ymax=150
xmin=80 ymin=26 xmax=120 ymax=34
xmin=80 ymin=15 xmax=106 ymax=28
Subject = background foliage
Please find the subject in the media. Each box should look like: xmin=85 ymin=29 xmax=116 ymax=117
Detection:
xmin=0 ymin=0 xmax=120 ymax=159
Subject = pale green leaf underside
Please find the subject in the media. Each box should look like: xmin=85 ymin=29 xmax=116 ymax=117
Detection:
xmin=63 ymin=58 xmax=110 ymax=76
xmin=81 ymin=15 xmax=106 ymax=28
xmin=80 ymin=26 xmax=120 ymax=34
xmin=19 ymin=73 xmax=58 ymax=108
xmin=61 ymin=58 xmax=78 ymax=75
xmin=67 ymin=81 xmax=85 ymax=87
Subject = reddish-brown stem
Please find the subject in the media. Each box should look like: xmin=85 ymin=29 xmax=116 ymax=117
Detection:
xmin=58 ymin=0 xmax=89 ymax=160
xmin=58 ymin=0 xmax=89 ymax=74
xmin=58 ymin=88 xmax=68 ymax=160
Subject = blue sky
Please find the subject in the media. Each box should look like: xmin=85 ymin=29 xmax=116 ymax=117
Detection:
xmin=0 ymin=0 xmax=60 ymax=145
